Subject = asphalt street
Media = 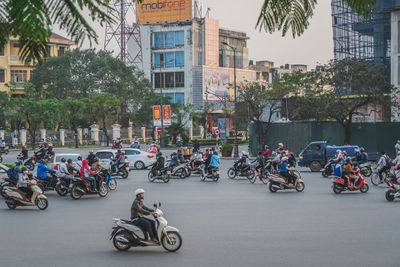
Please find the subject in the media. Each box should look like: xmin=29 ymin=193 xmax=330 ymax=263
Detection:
xmin=0 ymin=148 xmax=399 ymax=267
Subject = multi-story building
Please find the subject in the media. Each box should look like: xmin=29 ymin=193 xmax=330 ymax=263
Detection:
xmin=0 ymin=33 xmax=75 ymax=95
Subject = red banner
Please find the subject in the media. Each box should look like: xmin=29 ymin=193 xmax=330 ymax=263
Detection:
xmin=163 ymin=105 xmax=171 ymax=126
xmin=153 ymin=105 xmax=161 ymax=126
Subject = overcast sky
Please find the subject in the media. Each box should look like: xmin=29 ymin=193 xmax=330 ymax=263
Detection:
xmin=73 ymin=0 xmax=333 ymax=69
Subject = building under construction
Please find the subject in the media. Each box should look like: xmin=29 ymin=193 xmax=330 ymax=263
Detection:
xmin=331 ymin=0 xmax=391 ymax=73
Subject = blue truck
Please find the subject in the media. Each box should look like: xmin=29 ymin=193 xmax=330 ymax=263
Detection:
xmin=298 ymin=141 xmax=378 ymax=172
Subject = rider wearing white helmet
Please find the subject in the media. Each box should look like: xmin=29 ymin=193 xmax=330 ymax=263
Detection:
xmin=131 ymin=188 xmax=157 ymax=242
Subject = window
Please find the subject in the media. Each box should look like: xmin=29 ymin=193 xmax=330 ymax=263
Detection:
xmin=154 ymin=73 xmax=165 ymax=88
xmin=0 ymin=70 xmax=4 ymax=83
xmin=153 ymin=52 xmax=184 ymax=68
xmin=164 ymin=93 xmax=174 ymax=102
xmin=165 ymin=32 xmax=175 ymax=48
xmin=165 ymin=72 xmax=175 ymax=88
xmin=153 ymin=31 xmax=185 ymax=48
xmin=0 ymin=45 xmax=4 ymax=56
xmin=175 ymin=72 xmax=184 ymax=87
xmin=175 ymin=52 xmax=184 ymax=67
xmin=10 ymin=70 xmax=28 ymax=84
xmin=13 ymin=42 xmax=20 ymax=48
xmin=30 ymin=70 xmax=34 ymax=81
xmin=125 ymin=150 xmax=140 ymax=155
xmin=165 ymin=53 xmax=175 ymax=67
xmin=175 ymin=93 xmax=185 ymax=105
xmin=95 ymin=152 xmax=114 ymax=159
xmin=154 ymin=32 xmax=164 ymax=48
xmin=175 ymin=31 xmax=184 ymax=46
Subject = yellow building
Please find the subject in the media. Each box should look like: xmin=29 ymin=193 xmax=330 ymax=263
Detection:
xmin=0 ymin=33 xmax=75 ymax=95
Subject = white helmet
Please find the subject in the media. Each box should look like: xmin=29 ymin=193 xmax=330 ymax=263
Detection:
xmin=135 ymin=188 xmax=145 ymax=196
xmin=282 ymin=157 xmax=288 ymax=161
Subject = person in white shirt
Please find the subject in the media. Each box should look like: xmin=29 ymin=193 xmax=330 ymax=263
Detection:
xmin=56 ymin=158 xmax=74 ymax=178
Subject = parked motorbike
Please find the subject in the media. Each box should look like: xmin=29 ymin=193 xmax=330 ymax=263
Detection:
xmin=227 ymin=161 xmax=255 ymax=182
xmin=148 ymin=168 xmax=171 ymax=183
xmin=69 ymin=174 xmax=109 ymax=200
xmin=110 ymin=203 xmax=182 ymax=252
xmin=201 ymin=167 xmax=220 ymax=182
xmin=269 ymin=171 xmax=305 ymax=192
xmin=17 ymin=154 xmax=35 ymax=171
xmin=331 ymin=169 xmax=369 ymax=194
xmin=110 ymin=160 xmax=129 ymax=179
xmin=3 ymin=180 xmax=48 ymax=210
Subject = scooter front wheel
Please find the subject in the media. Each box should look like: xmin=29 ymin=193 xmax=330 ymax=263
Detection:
xmin=98 ymin=184 xmax=109 ymax=197
xmin=360 ymin=184 xmax=369 ymax=193
xmin=161 ymin=231 xmax=182 ymax=252
xmin=108 ymin=179 xmax=117 ymax=190
xmin=295 ymin=182 xmax=305 ymax=192
xmin=36 ymin=197 xmax=48 ymax=210
xmin=386 ymin=188 xmax=396 ymax=201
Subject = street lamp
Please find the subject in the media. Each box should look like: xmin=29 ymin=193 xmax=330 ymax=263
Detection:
xmin=221 ymin=41 xmax=239 ymax=158
xmin=159 ymin=58 xmax=175 ymax=148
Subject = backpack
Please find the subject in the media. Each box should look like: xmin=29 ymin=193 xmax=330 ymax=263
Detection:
xmin=384 ymin=155 xmax=393 ymax=167
xmin=7 ymin=166 xmax=19 ymax=180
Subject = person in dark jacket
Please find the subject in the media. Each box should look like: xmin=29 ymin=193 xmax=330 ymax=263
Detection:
xmin=131 ymin=188 xmax=157 ymax=242
xmin=87 ymin=151 xmax=96 ymax=166
xmin=193 ymin=139 xmax=200 ymax=153
xmin=21 ymin=146 xmax=28 ymax=161
xmin=151 ymin=152 xmax=165 ymax=176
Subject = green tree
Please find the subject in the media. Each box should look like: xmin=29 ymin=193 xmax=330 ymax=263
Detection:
xmin=293 ymin=58 xmax=394 ymax=144
xmin=87 ymin=93 xmax=122 ymax=147
xmin=257 ymin=0 xmax=376 ymax=38
xmin=167 ymin=104 xmax=199 ymax=145
xmin=60 ymin=98 xmax=89 ymax=148
xmin=0 ymin=0 xmax=115 ymax=64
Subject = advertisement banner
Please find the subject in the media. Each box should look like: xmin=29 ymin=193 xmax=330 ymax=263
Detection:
xmin=137 ymin=0 xmax=192 ymax=24
xmin=153 ymin=105 xmax=161 ymax=127
xmin=203 ymin=67 xmax=230 ymax=101
xmin=163 ymin=105 xmax=171 ymax=126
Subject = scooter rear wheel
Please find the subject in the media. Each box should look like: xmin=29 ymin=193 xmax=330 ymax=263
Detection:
xmin=113 ymin=231 xmax=132 ymax=251
xmin=321 ymin=169 xmax=329 ymax=178
xmin=269 ymin=182 xmax=278 ymax=193
xmin=163 ymin=176 xmax=170 ymax=183
xmin=55 ymin=182 xmax=68 ymax=196
xmin=120 ymin=169 xmax=129 ymax=179
xmin=70 ymin=184 xmax=83 ymax=200
xmin=6 ymin=200 xmax=17 ymax=209
xmin=148 ymin=172 xmax=156 ymax=182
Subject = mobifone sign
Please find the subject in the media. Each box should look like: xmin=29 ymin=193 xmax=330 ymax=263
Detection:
xmin=137 ymin=0 xmax=192 ymax=24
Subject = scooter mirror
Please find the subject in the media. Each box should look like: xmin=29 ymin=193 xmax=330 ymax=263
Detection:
xmin=159 ymin=202 xmax=161 ymax=207
xmin=153 ymin=203 xmax=157 ymax=208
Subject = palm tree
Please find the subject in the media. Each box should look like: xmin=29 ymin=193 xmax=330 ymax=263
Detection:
xmin=256 ymin=0 xmax=377 ymax=38
xmin=0 ymin=0 xmax=141 ymax=64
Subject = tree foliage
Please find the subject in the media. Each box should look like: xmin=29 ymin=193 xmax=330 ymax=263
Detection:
xmin=257 ymin=0 xmax=377 ymax=38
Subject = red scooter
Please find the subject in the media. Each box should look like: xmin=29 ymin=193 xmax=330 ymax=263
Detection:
xmin=69 ymin=175 xmax=109 ymax=200
xmin=332 ymin=168 xmax=369 ymax=194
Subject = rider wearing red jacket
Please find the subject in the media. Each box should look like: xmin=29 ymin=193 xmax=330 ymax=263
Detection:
xmin=80 ymin=159 xmax=96 ymax=190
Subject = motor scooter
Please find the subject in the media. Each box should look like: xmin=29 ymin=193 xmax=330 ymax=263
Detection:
xmin=269 ymin=170 xmax=305 ymax=192
xmin=17 ymin=154 xmax=35 ymax=171
xmin=110 ymin=203 xmax=182 ymax=252
xmin=69 ymin=174 xmax=109 ymax=200
xmin=321 ymin=159 xmax=335 ymax=177
xmin=201 ymin=167 xmax=219 ymax=182
xmin=2 ymin=180 xmax=48 ymax=210
xmin=0 ymin=177 xmax=18 ymax=198
xmin=384 ymin=175 xmax=400 ymax=201
xmin=331 ymin=168 xmax=369 ymax=194
xmin=148 ymin=168 xmax=171 ymax=183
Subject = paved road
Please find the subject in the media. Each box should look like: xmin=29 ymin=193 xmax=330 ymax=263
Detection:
xmin=0 ymin=149 xmax=399 ymax=267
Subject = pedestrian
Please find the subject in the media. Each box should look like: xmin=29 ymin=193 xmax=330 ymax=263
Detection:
xmin=395 ymin=140 xmax=400 ymax=156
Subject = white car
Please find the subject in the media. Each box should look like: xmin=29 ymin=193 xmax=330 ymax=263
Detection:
xmin=95 ymin=149 xmax=156 ymax=170
xmin=51 ymin=153 xmax=81 ymax=170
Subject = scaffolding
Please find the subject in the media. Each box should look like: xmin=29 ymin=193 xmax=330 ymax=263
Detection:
xmin=331 ymin=0 xmax=391 ymax=70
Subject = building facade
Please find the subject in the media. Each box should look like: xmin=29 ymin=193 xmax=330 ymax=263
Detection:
xmin=0 ymin=33 xmax=75 ymax=95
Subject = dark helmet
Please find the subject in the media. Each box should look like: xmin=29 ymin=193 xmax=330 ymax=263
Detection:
xmin=93 ymin=157 xmax=99 ymax=163
xmin=157 ymin=152 xmax=162 ymax=157
xmin=21 ymin=167 xmax=27 ymax=172
xmin=67 ymin=159 xmax=73 ymax=163
xmin=117 ymin=149 xmax=121 ymax=153
xmin=78 ymin=156 xmax=82 ymax=160
xmin=360 ymin=147 xmax=365 ymax=152
xmin=61 ymin=158 xmax=66 ymax=163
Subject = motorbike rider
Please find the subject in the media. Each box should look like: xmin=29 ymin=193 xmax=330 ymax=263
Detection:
xmin=8 ymin=161 xmax=22 ymax=181
xmin=111 ymin=150 xmax=125 ymax=173
xmin=91 ymin=158 xmax=107 ymax=172
xmin=47 ymin=143 xmax=54 ymax=157
xmin=18 ymin=167 xmax=33 ymax=201
xmin=131 ymin=188 xmax=157 ymax=242
xmin=193 ymin=139 xmax=200 ymax=153
xmin=177 ymin=149 xmax=184 ymax=164
xmin=75 ymin=156 xmax=83 ymax=171
xmin=288 ymin=152 xmax=296 ymax=167
xmin=36 ymin=160 xmax=55 ymax=181
xmin=279 ymin=156 xmax=296 ymax=185
xmin=376 ymin=152 xmax=392 ymax=183
xmin=208 ymin=151 xmax=220 ymax=173
xmin=35 ymin=145 xmax=47 ymax=160
xmin=343 ymin=158 xmax=357 ymax=187
xmin=276 ymin=143 xmax=285 ymax=153
xmin=393 ymin=151 xmax=400 ymax=165
xmin=80 ymin=159 xmax=96 ymax=190
xmin=168 ymin=151 xmax=179 ymax=171
xmin=87 ymin=151 xmax=96 ymax=166
xmin=353 ymin=148 xmax=368 ymax=166
xmin=204 ymin=148 xmax=214 ymax=174
xmin=235 ymin=151 xmax=250 ymax=174
xmin=67 ymin=159 xmax=79 ymax=176
xmin=251 ymin=152 xmax=265 ymax=175
xmin=151 ymin=152 xmax=165 ymax=177
xmin=191 ymin=152 xmax=203 ymax=170
xmin=333 ymin=159 xmax=344 ymax=177
xmin=394 ymin=163 xmax=400 ymax=184
xmin=149 ymin=144 xmax=158 ymax=154
xmin=262 ymin=145 xmax=270 ymax=159
xmin=20 ymin=146 xmax=28 ymax=161
xmin=56 ymin=158 xmax=74 ymax=179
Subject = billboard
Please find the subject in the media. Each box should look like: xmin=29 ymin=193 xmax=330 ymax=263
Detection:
xmin=203 ymin=67 xmax=230 ymax=101
xmin=163 ymin=105 xmax=171 ymax=126
xmin=137 ymin=0 xmax=192 ymax=24
xmin=153 ymin=105 xmax=171 ymax=126
xmin=153 ymin=105 xmax=161 ymax=127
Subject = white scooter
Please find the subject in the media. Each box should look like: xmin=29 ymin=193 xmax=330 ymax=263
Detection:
xmin=110 ymin=203 xmax=182 ymax=252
